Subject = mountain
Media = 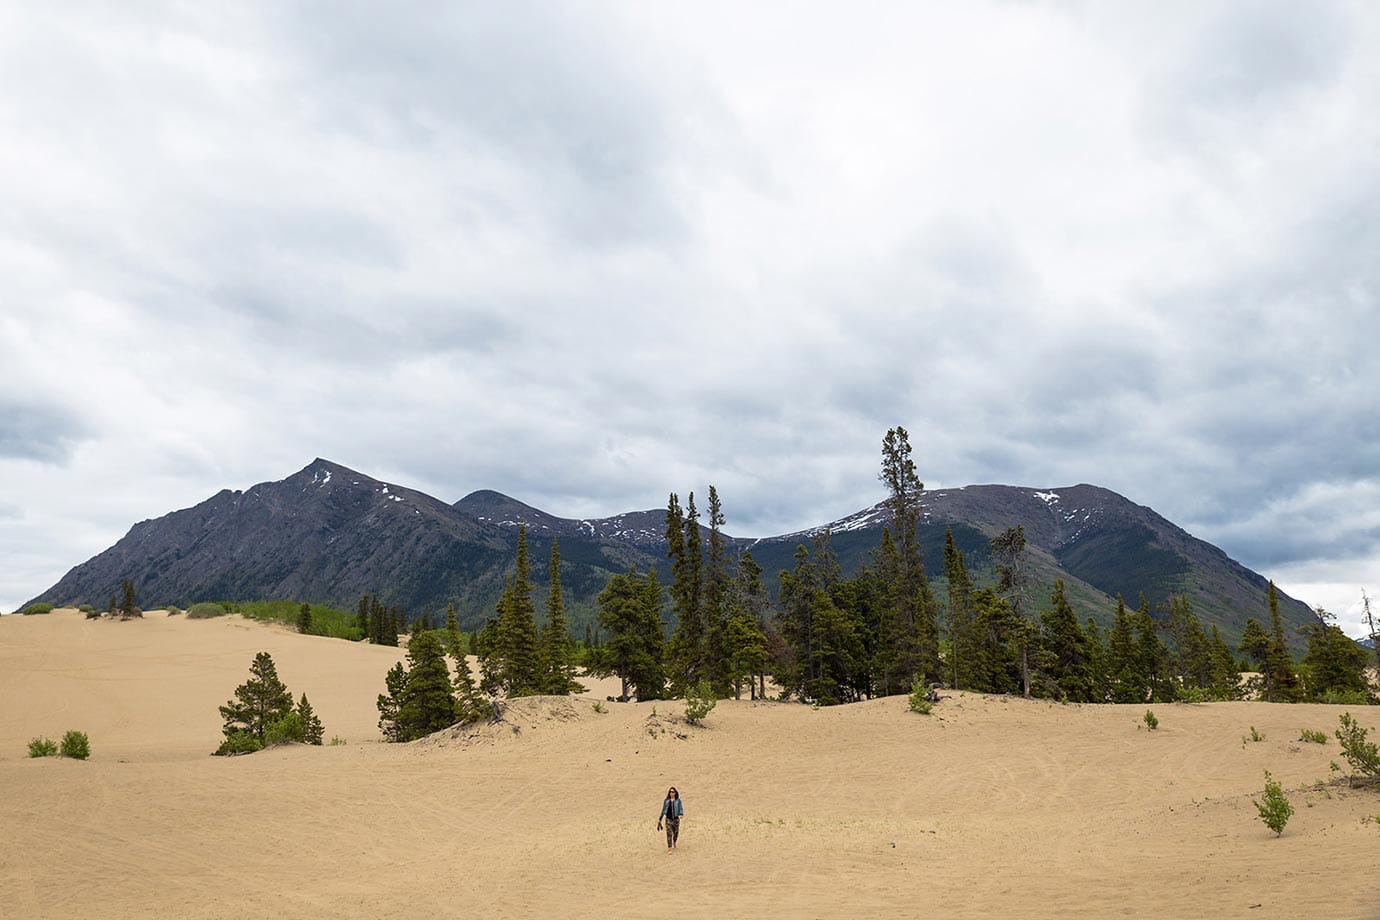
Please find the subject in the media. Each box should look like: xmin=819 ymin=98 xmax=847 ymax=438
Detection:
xmin=31 ymin=461 xmax=1314 ymax=643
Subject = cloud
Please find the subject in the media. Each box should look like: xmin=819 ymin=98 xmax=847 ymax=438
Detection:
xmin=0 ymin=1 xmax=1378 ymax=623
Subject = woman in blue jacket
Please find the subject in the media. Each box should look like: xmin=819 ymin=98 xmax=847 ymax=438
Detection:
xmin=657 ymin=787 xmax=683 ymax=850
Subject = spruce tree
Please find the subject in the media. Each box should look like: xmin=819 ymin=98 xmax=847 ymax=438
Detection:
xmin=1040 ymin=580 xmax=1091 ymax=701
xmin=991 ymin=526 xmax=1032 ymax=697
xmin=377 ymin=662 xmax=407 ymax=742
xmin=1264 ymin=581 xmax=1301 ymax=702
xmin=702 ymin=486 xmax=731 ymax=694
xmin=1300 ymin=607 xmax=1368 ymax=700
xmin=1084 ymin=617 xmax=1110 ymax=703
xmin=219 ymin=652 xmax=294 ymax=742
xmin=732 ymin=549 xmax=773 ymax=700
xmin=665 ymin=493 xmax=700 ymax=691
xmin=296 ymin=693 xmax=324 ymax=744
xmin=1107 ymin=595 xmax=1143 ymax=702
xmin=777 ymin=545 xmax=818 ymax=699
xmin=1208 ymin=624 xmax=1241 ymax=699
xmin=397 ymin=630 xmax=458 ymax=740
xmin=943 ymin=528 xmax=977 ymax=690
xmin=538 ymin=539 xmax=581 ymax=694
xmin=297 ymin=602 xmax=312 ymax=635
xmin=1135 ymin=595 xmax=1172 ymax=702
xmin=878 ymin=426 xmax=936 ymax=689
xmin=445 ymin=603 xmax=463 ymax=660
xmin=494 ymin=525 xmax=541 ymax=695
xmin=357 ymin=595 xmax=370 ymax=640
xmin=589 ymin=569 xmax=665 ymax=701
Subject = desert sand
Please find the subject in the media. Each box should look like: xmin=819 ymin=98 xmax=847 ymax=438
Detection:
xmin=1 ymin=608 xmax=1377 ymax=920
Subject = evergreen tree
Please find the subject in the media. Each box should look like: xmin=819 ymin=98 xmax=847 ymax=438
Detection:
xmin=538 ymin=539 xmax=581 ymax=694
xmin=494 ymin=525 xmax=541 ymax=695
xmin=1084 ymin=617 xmax=1110 ymax=703
xmin=1107 ymin=595 xmax=1144 ymax=703
xmin=969 ymin=587 xmax=1023 ymax=694
xmin=377 ymin=662 xmax=407 ymax=742
xmin=878 ymin=426 xmax=937 ymax=688
xmin=219 ymin=652 xmax=294 ymax=742
xmin=357 ymin=595 xmax=370 ymax=640
xmin=943 ymin=528 xmax=977 ymax=690
xmin=119 ymin=578 xmax=141 ymax=618
xmin=475 ymin=615 xmax=501 ymax=696
xmin=1239 ymin=616 xmax=1272 ymax=695
xmin=1263 ymin=581 xmax=1301 ymax=702
xmin=589 ymin=569 xmax=665 ymax=701
xmin=664 ymin=493 xmax=700 ymax=691
xmin=445 ymin=603 xmax=463 ymax=659
xmin=397 ymin=630 xmax=458 ymax=740
xmin=733 ymin=549 xmax=774 ymax=700
xmin=296 ymin=693 xmax=324 ymax=745
xmin=297 ymin=602 xmax=312 ymax=635
xmin=722 ymin=605 xmax=768 ymax=700
xmin=1135 ymin=595 xmax=1173 ymax=702
xmin=702 ymin=486 xmax=731 ymax=694
xmin=1208 ymin=624 xmax=1241 ymax=700
xmin=991 ymin=526 xmax=1033 ymax=697
xmin=776 ymin=545 xmax=818 ymax=699
xmin=1040 ymin=580 xmax=1091 ymax=701
xmin=1300 ymin=607 xmax=1369 ymax=700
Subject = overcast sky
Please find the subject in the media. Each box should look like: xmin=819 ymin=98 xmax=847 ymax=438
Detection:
xmin=2 ymin=2 xmax=1377 ymax=636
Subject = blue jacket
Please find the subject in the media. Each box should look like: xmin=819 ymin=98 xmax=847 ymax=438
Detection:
xmin=659 ymin=797 xmax=684 ymax=820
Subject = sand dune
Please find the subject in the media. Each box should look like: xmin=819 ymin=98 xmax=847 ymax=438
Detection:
xmin=2 ymin=609 xmax=1378 ymax=920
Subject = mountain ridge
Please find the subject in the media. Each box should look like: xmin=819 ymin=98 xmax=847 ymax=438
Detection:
xmin=31 ymin=459 xmax=1314 ymax=643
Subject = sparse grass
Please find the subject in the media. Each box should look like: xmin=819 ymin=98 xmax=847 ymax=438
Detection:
xmin=328 ymin=736 xmax=347 ymax=746
xmin=225 ymin=600 xmax=363 ymax=640
xmin=1247 ymin=726 xmax=1265 ymax=743
xmin=27 ymin=737 xmax=58 ymax=758
xmin=591 ymin=701 xmax=606 ymax=714
xmin=1300 ymin=728 xmax=1328 ymax=744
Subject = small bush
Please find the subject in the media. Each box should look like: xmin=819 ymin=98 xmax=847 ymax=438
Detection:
xmin=164 ymin=606 xmax=183 ymax=616
xmin=265 ymin=711 xmax=306 ymax=746
xmin=909 ymin=677 xmax=934 ymax=715
xmin=214 ymin=731 xmax=265 ymax=756
xmin=187 ymin=603 xmax=230 ymax=619
xmin=1254 ymin=770 xmax=1294 ymax=837
xmin=1336 ymin=713 xmax=1380 ymax=784
xmin=28 ymin=737 xmax=58 ymax=758
xmin=684 ymin=680 xmax=717 ymax=725
xmin=76 ymin=604 xmax=95 ymax=614
xmin=20 ymin=602 xmax=54 ymax=615
xmin=1144 ymin=710 xmax=1159 ymax=731
xmin=60 ymin=730 xmax=90 ymax=760
xmin=1300 ymin=728 xmax=1328 ymax=744
xmin=1319 ymin=688 xmax=1374 ymax=706
xmin=85 ymin=608 xmax=101 ymax=620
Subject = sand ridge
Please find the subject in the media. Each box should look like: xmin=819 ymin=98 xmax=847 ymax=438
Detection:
xmin=2 ymin=608 xmax=1378 ymax=919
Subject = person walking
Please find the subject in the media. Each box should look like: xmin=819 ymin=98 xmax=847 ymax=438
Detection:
xmin=657 ymin=786 xmax=683 ymax=851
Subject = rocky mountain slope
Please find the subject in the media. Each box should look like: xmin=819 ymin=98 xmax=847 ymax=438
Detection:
xmin=32 ymin=460 xmax=1314 ymax=642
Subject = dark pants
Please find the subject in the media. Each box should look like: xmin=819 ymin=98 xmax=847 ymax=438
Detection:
xmin=664 ymin=817 xmax=680 ymax=848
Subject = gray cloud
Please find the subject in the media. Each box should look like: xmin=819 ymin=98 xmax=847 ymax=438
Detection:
xmin=1 ymin=2 xmax=1378 ymax=630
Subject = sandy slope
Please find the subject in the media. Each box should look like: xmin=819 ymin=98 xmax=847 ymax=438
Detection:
xmin=1 ymin=609 xmax=1378 ymax=920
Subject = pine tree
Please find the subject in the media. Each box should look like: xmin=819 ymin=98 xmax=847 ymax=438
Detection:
xmin=357 ymin=595 xmax=370 ymax=640
xmin=296 ymin=693 xmax=324 ymax=745
xmin=494 ymin=525 xmax=541 ymax=695
xmin=1107 ymin=595 xmax=1143 ymax=702
xmin=119 ymin=578 xmax=141 ymax=618
xmin=776 ymin=545 xmax=818 ymax=699
xmin=665 ymin=493 xmax=701 ymax=691
xmin=1084 ymin=617 xmax=1110 ymax=702
xmin=539 ymin=539 xmax=581 ymax=694
xmin=1239 ymin=616 xmax=1272 ymax=695
xmin=1135 ymin=595 xmax=1173 ymax=702
xmin=969 ymin=588 xmax=1023 ymax=694
xmin=377 ymin=662 xmax=407 ymax=742
xmin=1300 ymin=606 xmax=1369 ymax=700
xmin=445 ymin=603 xmax=463 ymax=659
xmin=297 ymin=602 xmax=312 ymax=635
xmin=219 ymin=652 xmax=294 ymax=742
xmin=397 ymin=630 xmax=458 ymax=740
xmin=732 ymin=549 xmax=773 ymax=700
xmin=1208 ymin=624 xmax=1241 ymax=700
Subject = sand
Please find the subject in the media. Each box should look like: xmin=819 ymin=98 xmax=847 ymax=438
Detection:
xmin=2 ymin=608 xmax=1377 ymax=920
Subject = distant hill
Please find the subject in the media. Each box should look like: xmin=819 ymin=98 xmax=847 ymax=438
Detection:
xmin=32 ymin=460 xmax=1314 ymax=643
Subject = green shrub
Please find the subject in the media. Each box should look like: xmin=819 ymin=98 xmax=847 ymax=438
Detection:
xmin=1336 ymin=713 xmax=1380 ymax=784
xmin=214 ymin=731 xmax=265 ymax=756
xmin=1300 ymin=728 xmax=1328 ymax=744
xmin=164 ymin=606 xmax=182 ymax=616
xmin=1248 ymin=726 xmax=1265 ymax=743
xmin=1177 ymin=686 xmax=1209 ymax=704
xmin=328 ymin=736 xmax=347 ymax=746
xmin=1254 ymin=770 xmax=1294 ymax=837
xmin=908 ymin=677 xmax=934 ymax=714
xmin=265 ymin=711 xmax=306 ymax=746
xmin=1144 ymin=710 xmax=1159 ymax=731
xmin=59 ymin=730 xmax=90 ymax=760
xmin=684 ymin=680 xmax=717 ymax=725
xmin=28 ymin=737 xmax=58 ymax=758
xmin=20 ymin=602 xmax=54 ymax=615
xmin=187 ymin=602 xmax=230 ymax=619
xmin=76 ymin=604 xmax=95 ymax=614
xmin=591 ymin=701 xmax=606 ymax=714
